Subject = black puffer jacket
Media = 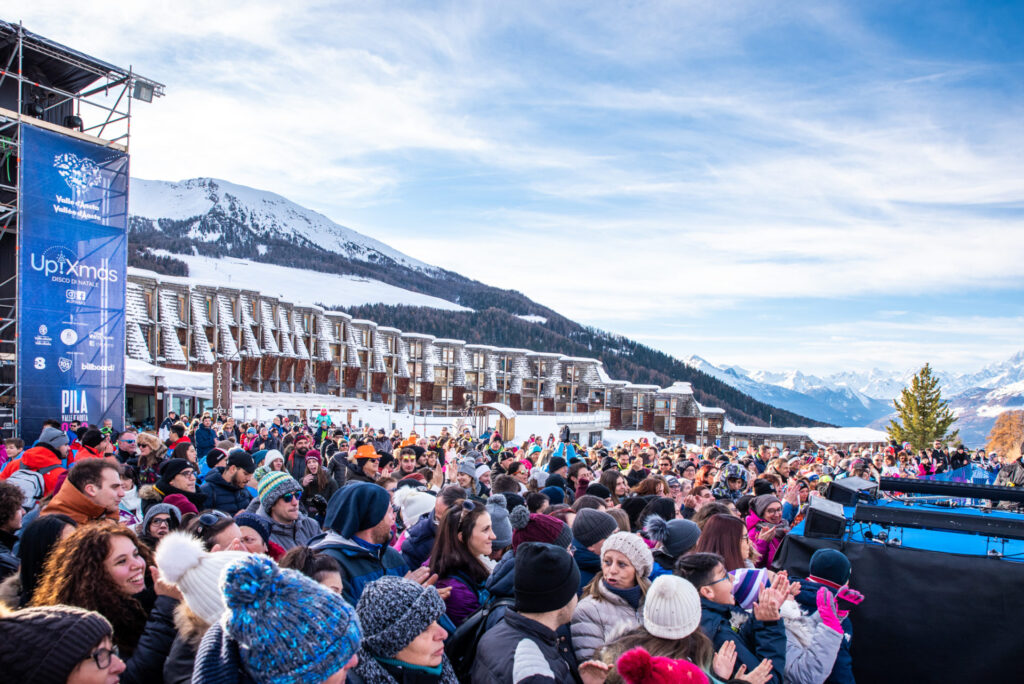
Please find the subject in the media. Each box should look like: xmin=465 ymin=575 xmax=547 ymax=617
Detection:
xmin=199 ymin=468 xmax=253 ymax=515
xmin=471 ymin=610 xmax=580 ymax=684
xmin=121 ymin=594 xmax=180 ymax=684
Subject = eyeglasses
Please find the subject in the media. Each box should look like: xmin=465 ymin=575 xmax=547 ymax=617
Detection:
xmin=91 ymin=646 xmax=119 ymax=670
xmin=179 ymin=470 xmax=196 ymax=479
xmin=150 ymin=517 xmax=172 ymax=527
xmin=707 ymin=573 xmax=733 ymax=587
xmin=281 ymin=492 xmax=302 ymax=503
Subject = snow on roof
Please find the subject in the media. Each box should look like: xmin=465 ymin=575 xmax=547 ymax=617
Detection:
xmin=527 ymin=351 xmax=564 ymax=359
xmin=623 ymin=383 xmax=661 ymax=391
xmin=401 ymin=332 xmax=436 ymax=340
xmin=433 ymin=338 xmax=467 ymax=346
xmin=658 ymin=381 xmax=694 ymax=395
xmin=324 ymin=310 xmax=352 ymax=319
xmin=126 ymin=358 xmax=210 ymax=394
xmin=350 ymin=319 xmax=377 ymax=328
xmin=694 ymin=400 xmax=725 ymax=414
xmin=602 ymin=429 xmax=662 ymax=446
xmin=376 ymin=326 xmax=401 ymax=334
xmin=723 ymin=421 xmax=811 ymax=437
xmin=465 ymin=344 xmax=497 ymax=351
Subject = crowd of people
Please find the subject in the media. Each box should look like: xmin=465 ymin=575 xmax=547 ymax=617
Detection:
xmin=0 ymin=409 xmax=1011 ymax=683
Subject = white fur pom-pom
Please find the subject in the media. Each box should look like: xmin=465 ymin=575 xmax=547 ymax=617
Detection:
xmin=154 ymin=531 xmax=206 ymax=585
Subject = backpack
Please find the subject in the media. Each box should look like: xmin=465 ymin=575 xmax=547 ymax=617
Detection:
xmin=445 ymin=595 xmax=515 ymax=683
xmin=7 ymin=460 xmax=62 ymax=511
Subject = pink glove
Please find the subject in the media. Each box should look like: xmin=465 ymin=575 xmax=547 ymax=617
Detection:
xmin=835 ymin=586 xmax=864 ymax=619
xmin=816 ymin=586 xmax=843 ymax=634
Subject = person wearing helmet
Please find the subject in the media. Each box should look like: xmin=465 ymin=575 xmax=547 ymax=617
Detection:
xmin=711 ymin=463 xmax=748 ymax=502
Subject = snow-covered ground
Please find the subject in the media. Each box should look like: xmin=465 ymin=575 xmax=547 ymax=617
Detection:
xmin=516 ymin=314 xmax=547 ymax=324
xmin=134 ymin=253 xmax=472 ymax=312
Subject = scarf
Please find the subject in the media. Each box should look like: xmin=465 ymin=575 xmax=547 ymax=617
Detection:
xmin=603 ymin=580 xmax=643 ymax=610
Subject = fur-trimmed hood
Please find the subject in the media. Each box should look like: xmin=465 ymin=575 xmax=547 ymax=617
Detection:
xmin=173 ymin=602 xmax=212 ymax=650
xmin=0 ymin=573 xmax=22 ymax=609
xmin=140 ymin=484 xmax=164 ymax=503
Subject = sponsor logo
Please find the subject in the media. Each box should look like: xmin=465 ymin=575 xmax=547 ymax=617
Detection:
xmin=30 ymin=246 xmax=119 ymax=284
xmin=65 ymin=289 xmax=87 ymax=302
xmin=61 ymin=389 xmax=88 ymax=415
xmin=82 ymin=362 xmax=114 ymax=372
xmin=53 ymin=153 xmax=102 ymax=192
xmin=34 ymin=357 xmax=46 ymax=370
xmin=38 ymin=325 xmax=48 ymax=336
xmin=60 ymin=329 xmax=78 ymax=345
xmin=58 ymin=357 xmax=72 ymax=373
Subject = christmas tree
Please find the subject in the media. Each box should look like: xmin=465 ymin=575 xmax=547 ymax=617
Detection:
xmin=887 ymin=363 xmax=958 ymax=450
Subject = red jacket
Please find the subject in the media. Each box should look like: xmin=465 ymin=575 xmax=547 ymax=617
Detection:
xmin=0 ymin=444 xmax=67 ymax=498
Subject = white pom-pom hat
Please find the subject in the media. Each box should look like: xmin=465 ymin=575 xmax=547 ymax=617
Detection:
xmin=155 ymin=531 xmax=250 ymax=625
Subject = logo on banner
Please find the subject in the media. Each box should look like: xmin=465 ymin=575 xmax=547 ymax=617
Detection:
xmin=58 ymin=357 xmax=72 ymax=373
xmin=54 ymin=153 xmax=102 ymax=192
xmin=30 ymin=245 xmax=119 ymax=286
xmin=82 ymin=362 xmax=114 ymax=372
xmin=60 ymin=329 xmax=78 ymax=345
xmin=34 ymin=357 xmax=46 ymax=370
xmin=34 ymin=325 xmax=53 ymax=346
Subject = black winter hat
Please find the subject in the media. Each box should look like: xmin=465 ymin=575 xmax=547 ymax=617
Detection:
xmin=586 ymin=482 xmax=612 ymax=500
xmin=81 ymin=428 xmax=106 ymax=449
xmin=809 ymin=548 xmax=852 ymax=586
xmin=206 ymin=447 xmax=229 ymax=468
xmin=547 ymin=456 xmax=568 ymax=473
xmin=158 ymin=458 xmax=193 ymax=482
xmin=0 ymin=605 xmax=113 ymax=683
xmin=572 ymin=508 xmax=618 ymax=548
xmin=514 ymin=542 xmax=580 ymax=613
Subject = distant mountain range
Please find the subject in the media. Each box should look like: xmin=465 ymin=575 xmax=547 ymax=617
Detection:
xmin=126 ymin=177 xmax=828 ymax=428
xmin=684 ymin=352 xmax=1024 ymax=445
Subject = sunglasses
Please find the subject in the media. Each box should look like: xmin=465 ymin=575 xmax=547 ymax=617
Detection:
xmin=119 ymin=439 xmax=137 ymax=444
xmin=401 ymin=457 xmax=417 ymax=462
xmin=281 ymin=492 xmax=302 ymax=503
xmin=198 ymin=511 xmax=229 ymax=527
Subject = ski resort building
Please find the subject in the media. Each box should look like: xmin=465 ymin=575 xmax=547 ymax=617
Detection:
xmin=124 ymin=269 xmax=730 ymax=442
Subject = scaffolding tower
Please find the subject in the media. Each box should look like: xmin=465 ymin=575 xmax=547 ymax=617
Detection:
xmin=0 ymin=20 xmax=163 ymax=437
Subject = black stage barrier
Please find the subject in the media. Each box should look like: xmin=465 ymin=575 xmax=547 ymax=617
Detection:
xmin=774 ymin=534 xmax=1023 ymax=682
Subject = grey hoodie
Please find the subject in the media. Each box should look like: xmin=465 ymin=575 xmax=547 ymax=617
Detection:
xmin=243 ymin=496 xmax=321 ymax=551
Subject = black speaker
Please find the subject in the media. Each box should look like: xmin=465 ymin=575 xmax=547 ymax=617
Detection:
xmin=826 ymin=476 xmax=879 ymax=506
xmin=804 ymin=495 xmax=848 ymax=538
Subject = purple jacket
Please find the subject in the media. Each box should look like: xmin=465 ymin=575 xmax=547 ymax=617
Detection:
xmin=437 ymin=574 xmax=484 ymax=628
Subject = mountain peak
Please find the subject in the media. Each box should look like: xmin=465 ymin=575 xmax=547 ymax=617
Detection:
xmin=130 ymin=177 xmax=435 ymax=273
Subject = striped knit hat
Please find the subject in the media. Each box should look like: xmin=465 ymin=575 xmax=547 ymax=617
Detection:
xmin=257 ymin=471 xmax=302 ymax=513
xmin=730 ymin=567 xmax=769 ymax=610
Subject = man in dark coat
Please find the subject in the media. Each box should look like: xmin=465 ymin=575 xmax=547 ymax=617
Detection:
xmin=199 ymin=450 xmax=255 ymax=515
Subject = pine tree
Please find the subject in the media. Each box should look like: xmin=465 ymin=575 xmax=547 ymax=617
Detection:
xmin=887 ymin=363 xmax=959 ymax=450
xmin=986 ymin=410 xmax=1024 ymax=458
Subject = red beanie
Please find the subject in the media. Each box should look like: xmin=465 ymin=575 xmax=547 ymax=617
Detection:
xmin=616 ymin=647 xmax=708 ymax=684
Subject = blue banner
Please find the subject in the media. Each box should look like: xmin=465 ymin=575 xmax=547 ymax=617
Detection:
xmin=17 ymin=124 xmax=128 ymax=442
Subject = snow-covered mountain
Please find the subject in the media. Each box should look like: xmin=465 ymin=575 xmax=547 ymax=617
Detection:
xmin=685 ymin=352 xmax=1024 ymax=445
xmin=130 ymin=178 xmax=436 ymax=273
xmin=684 ymin=356 xmax=893 ymax=427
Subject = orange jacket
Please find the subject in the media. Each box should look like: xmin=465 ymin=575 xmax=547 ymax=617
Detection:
xmin=42 ymin=480 xmax=118 ymax=525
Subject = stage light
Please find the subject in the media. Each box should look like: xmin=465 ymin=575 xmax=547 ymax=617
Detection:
xmin=132 ymin=81 xmax=154 ymax=103
xmin=63 ymin=115 xmax=83 ymax=131
xmin=22 ymin=101 xmax=44 ymax=118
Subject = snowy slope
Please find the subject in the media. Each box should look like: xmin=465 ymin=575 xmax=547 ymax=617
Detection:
xmin=131 ymin=178 xmax=436 ymax=273
xmin=137 ymin=253 xmax=471 ymax=312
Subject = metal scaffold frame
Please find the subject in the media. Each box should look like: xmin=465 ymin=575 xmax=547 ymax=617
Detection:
xmin=0 ymin=19 xmax=164 ymax=436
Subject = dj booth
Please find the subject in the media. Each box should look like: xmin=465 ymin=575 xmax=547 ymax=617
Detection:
xmin=774 ymin=477 xmax=1024 ymax=682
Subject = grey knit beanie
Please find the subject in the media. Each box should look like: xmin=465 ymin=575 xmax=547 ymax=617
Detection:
xmin=486 ymin=494 xmax=514 ymax=549
xmin=601 ymin=531 xmax=654 ymax=579
xmin=643 ymin=515 xmax=701 ymax=558
xmin=37 ymin=426 xmax=69 ymax=450
xmin=572 ymin=508 xmax=618 ymax=548
xmin=356 ymin=575 xmax=446 ymax=658
xmin=0 ymin=605 xmax=112 ymax=683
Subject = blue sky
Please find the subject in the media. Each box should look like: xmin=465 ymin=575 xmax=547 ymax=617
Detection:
xmin=14 ymin=1 xmax=1024 ymax=374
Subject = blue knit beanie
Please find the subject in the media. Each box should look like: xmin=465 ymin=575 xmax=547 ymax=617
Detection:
xmin=257 ymin=471 xmax=302 ymax=513
xmin=540 ymin=485 xmax=565 ymax=505
xmin=324 ymin=482 xmax=391 ymax=539
xmin=220 ymin=555 xmax=361 ymax=684
xmin=234 ymin=512 xmax=271 ymax=546
xmin=809 ymin=548 xmax=852 ymax=586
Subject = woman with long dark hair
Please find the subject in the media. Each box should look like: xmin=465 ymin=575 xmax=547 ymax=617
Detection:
xmin=599 ymin=469 xmax=629 ymax=506
xmin=694 ymin=513 xmax=755 ymax=572
xmin=301 ymin=450 xmax=339 ymax=502
xmin=30 ymin=520 xmax=181 ymax=683
xmin=0 ymin=513 xmax=76 ymax=608
xmin=428 ymin=499 xmax=496 ymax=627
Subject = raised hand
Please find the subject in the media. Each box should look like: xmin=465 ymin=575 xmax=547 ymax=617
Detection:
xmin=713 ymin=640 xmax=738 ymax=679
xmin=736 ymin=658 xmax=774 ymax=684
